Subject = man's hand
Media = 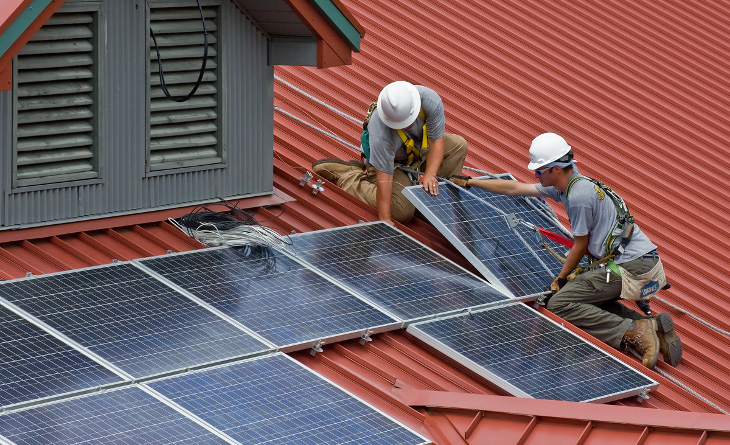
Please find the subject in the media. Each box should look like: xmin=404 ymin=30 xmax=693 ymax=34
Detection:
xmin=421 ymin=173 xmax=439 ymax=195
xmin=382 ymin=218 xmax=396 ymax=227
xmin=550 ymin=277 xmax=569 ymax=293
xmin=449 ymin=175 xmax=471 ymax=188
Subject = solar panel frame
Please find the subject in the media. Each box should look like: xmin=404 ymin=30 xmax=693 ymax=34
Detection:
xmin=403 ymin=176 xmax=571 ymax=298
xmin=136 ymin=246 xmax=400 ymax=352
xmin=0 ymin=262 xmax=272 ymax=380
xmin=407 ymin=302 xmax=659 ymax=403
xmin=287 ymin=222 xmax=511 ymax=322
xmin=0 ymin=303 xmax=124 ymax=411
xmin=0 ymin=386 xmax=232 ymax=444
xmin=147 ymin=352 xmax=429 ymax=445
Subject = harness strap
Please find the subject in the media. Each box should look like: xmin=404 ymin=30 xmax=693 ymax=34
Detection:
xmin=396 ymin=109 xmax=427 ymax=166
xmin=565 ymin=176 xmax=635 ymax=258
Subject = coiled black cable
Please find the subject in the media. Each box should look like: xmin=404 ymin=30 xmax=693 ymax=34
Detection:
xmin=149 ymin=0 xmax=208 ymax=102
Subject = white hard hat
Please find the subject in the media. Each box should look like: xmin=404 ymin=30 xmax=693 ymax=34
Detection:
xmin=527 ymin=132 xmax=572 ymax=170
xmin=377 ymin=81 xmax=421 ymax=129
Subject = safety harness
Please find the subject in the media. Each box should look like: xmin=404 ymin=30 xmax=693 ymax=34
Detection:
xmin=563 ymin=176 xmax=635 ymax=264
xmin=360 ymin=102 xmax=428 ymax=168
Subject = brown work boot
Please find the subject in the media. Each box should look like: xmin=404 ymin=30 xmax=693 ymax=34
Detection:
xmin=655 ymin=312 xmax=682 ymax=367
xmin=623 ymin=319 xmax=660 ymax=369
xmin=312 ymin=158 xmax=366 ymax=183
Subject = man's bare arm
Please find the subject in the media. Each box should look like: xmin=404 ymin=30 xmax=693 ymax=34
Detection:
xmin=462 ymin=178 xmax=543 ymax=197
xmin=376 ymin=170 xmax=395 ymax=226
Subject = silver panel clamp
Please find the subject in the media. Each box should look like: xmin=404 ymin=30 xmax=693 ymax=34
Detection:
xmin=310 ymin=340 xmax=325 ymax=356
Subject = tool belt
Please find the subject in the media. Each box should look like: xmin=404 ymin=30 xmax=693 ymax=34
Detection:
xmin=618 ymin=257 xmax=667 ymax=300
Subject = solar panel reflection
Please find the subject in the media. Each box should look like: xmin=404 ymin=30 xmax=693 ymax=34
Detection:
xmin=0 ymin=305 xmax=122 ymax=409
xmin=408 ymin=303 xmax=657 ymax=402
xmin=0 ymin=264 xmax=269 ymax=378
xmin=148 ymin=353 xmax=427 ymax=445
xmin=289 ymin=222 xmax=509 ymax=321
xmin=139 ymin=247 xmax=397 ymax=348
xmin=403 ymin=182 xmax=567 ymax=298
xmin=0 ymin=387 xmax=228 ymax=444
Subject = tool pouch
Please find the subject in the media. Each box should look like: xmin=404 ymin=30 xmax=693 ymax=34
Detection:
xmin=619 ymin=259 xmax=667 ymax=301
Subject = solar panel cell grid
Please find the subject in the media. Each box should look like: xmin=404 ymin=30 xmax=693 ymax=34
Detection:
xmin=403 ymin=182 xmax=567 ymax=298
xmin=139 ymin=248 xmax=397 ymax=348
xmin=0 ymin=387 xmax=228 ymax=444
xmin=148 ymin=354 xmax=426 ymax=445
xmin=289 ymin=223 xmax=509 ymax=321
xmin=0 ymin=306 xmax=122 ymax=409
xmin=0 ymin=264 xmax=269 ymax=378
xmin=408 ymin=303 xmax=657 ymax=402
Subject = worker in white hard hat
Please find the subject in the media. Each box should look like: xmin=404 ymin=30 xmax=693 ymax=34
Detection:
xmin=312 ymin=81 xmax=467 ymax=225
xmin=449 ymin=133 xmax=682 ymax=369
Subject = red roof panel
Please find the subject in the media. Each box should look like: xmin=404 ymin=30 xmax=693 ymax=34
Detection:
xmin=270 ymin=0 xmax=730 ymax=441
xmin=2 ymin=1 xmax=730 ymax=443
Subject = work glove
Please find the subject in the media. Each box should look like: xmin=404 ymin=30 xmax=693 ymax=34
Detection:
xmin=567 ymin=267 xmax=584 ymax=280
xmin=449 ymin=175 xmax=472 ymax=188
xmin=537 ymin=277 xmax=568 ymax=307
xmin=550 ymin=277 xmax=569 ymax=294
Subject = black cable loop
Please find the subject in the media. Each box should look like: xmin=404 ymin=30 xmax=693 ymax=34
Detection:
xmin=149 ymin=0 xmax=208 ymax=102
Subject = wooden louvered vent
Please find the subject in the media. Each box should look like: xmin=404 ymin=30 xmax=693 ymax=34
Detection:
xmin=14 ymin=11 xmax=98 ymax=187
xmin=148 ymin=2 xmax=222 ymax=171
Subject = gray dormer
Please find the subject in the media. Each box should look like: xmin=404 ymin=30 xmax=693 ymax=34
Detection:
xmin=0 ymin=0 xmax=364 ymax=228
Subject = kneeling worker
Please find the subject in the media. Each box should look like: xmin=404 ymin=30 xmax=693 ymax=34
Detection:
xmin=450 ymin=132 xmax=682 ymax=369
xmin=313 ymin=81 xmax=467 ymax=225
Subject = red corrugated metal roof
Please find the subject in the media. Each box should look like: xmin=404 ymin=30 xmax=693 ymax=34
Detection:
xmin=270 ymin=0 xmax=730 ymax=441
xmin=3 ymin=0 xmax=730 ymax=443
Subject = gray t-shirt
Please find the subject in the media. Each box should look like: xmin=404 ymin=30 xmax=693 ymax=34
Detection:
xmin=367 ymin=85 xmax=446 ymax=174
xmin=536 ymin=171 xmax=656 ymax=264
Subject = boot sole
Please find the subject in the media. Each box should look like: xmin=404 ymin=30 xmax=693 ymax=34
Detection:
xmin=656 ymin=312 xmax=682 ymax=367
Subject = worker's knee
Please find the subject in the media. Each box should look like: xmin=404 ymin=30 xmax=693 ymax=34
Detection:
xmin=440 ymin=134 xmax=468 ymax=177
xmin=546 ymin=293 xmax=570 ymax=316
xmin=390 ymin=199 xmax=416 ymax=222
xmin=445 ymin=134 xmax=468 ymax=155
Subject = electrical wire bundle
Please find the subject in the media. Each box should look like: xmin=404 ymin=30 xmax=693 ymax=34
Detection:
xmin=169 ymin=200 xmax=292 ymax=253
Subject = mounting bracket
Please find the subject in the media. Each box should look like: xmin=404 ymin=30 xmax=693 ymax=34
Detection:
xmin=311 ymin=179 xmax=325 ymax=195
xmin=310 ymin=340 xmax=325 ymax=356
xmin=359 ymin=329 xmax=373 ymax=345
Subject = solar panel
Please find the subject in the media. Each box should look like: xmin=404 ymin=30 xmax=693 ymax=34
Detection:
xmin=0 ymin=386 xmax=228 ymax=444
xmin=0 ymin=264 xmax=270 ymax=379
xmin=148 ymin=353 xmax=428 ymax=445
xmin=407 ymin=302 xmax=658 ymax=402
xmin=288 ymin=222 xmax=510 ymax=321
xmin=0 ymin=305 xmax=122 ymax=409
xmin=138 ymin=247 xmax=398 ymax=349
xmin=403 ymin=179 xmax=568 ymax=298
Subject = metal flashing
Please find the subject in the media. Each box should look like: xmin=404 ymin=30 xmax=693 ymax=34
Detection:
xmin=311 ymin=0 xmax=361 ymax=51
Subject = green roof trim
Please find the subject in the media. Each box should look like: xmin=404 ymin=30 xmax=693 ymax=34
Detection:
xmin=0 ymin=0 xmax=54 ymax=61
xmin=311 ymin=0 xmax=360 ymax=52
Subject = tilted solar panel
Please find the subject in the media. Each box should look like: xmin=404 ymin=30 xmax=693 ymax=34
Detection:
xmin=138 ymin=247 xmax=398 ymax=349
xmin=0 ymin=386 xmax=229 ymax=444
xmin=288 ymin=222 xmax=510 ymax=321
xmin=0 ymin=305 xmax=122 ymax=409
xmin=407 ymin=302 xmax=658 ymax=403
xmin=403 ymin=180 xmax=568 ymax=298
xmin=148 ymin=353 xmax=428 ymax=445
xmin=0 ymin=264 xmax=270 ymax=379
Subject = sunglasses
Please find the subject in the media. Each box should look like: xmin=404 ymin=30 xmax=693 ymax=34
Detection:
xmin=535 ymin=166 xmax=553 ymax=176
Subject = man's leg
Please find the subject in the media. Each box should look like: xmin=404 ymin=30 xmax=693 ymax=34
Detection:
xmin=336 ymin=166 xmax=416 ymax=223
xmin=547 ymin=259 xmax=663 ymax=368
xmin=429 ymin=133 xmax=468 ymax=178
xmin=547 ymin=268 xmax=632 ymax=348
